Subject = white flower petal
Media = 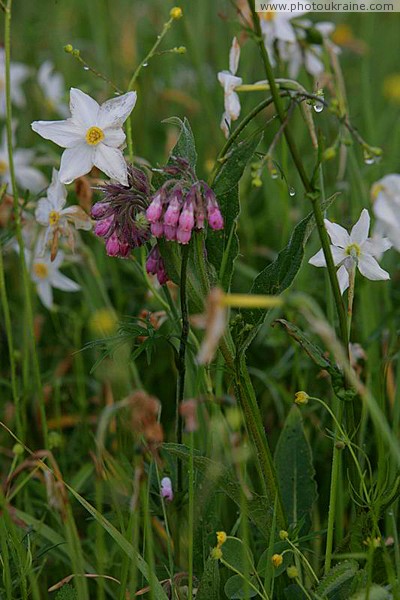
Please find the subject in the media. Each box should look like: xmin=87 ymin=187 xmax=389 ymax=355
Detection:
xmin=220 ymin=112 xmax=231 ymax=138
xmin=350 ymin=209 xmax=370 ymax=245
xmin=324 ymin=219 xmax=350 ymax=248
xmin=308 ymin=248 xmax=326 ymax=267
xmin=331 ymin=245 xmax=347 ymax=266
xmin=225 ymin=90 xmax=241 ymax=121
xmin=69 ymin=88 xmax=99 ymax=128
xmin=229 ymin=37 xmax=240 ymax=75
xmin=93 ymin=144 xmax=128 ymax=184
xmin=35 ymin=198 xmax=53 ymax=224
xmin=337 ymin=264 xmax=349 ymax=295
xmin=62 ymin=205 xmax=92 ymax=230
xmin=103 ymin=127 xmax=126 ymax=148
xmin=374 ymin=195 xmax=400 ymax=230
xmin=16 ymin=166 xmax=47 ymax=193
xmin=98 ymin=91 xmax=137 ymax=129
xmin=304 ymin=49 xmax=324 ymax=77
xmin=362 ymin=236 xmax=392 ymax=258
xmin=36 ymin=280 xmax=53 ymax=309
xmin=358 ymin=254 xmax=390 ymax=281
xmin=218 ymin=71 xmax=242 ymax=94
xmin=31 ymin=119 xmax=84 ymax=148
xmin=59 ymin=144 xmax=94 ymax=184
xmin=275 ymin=15 xmax=297 ymax=42
xmin=47 ymin=168 xmax=67 ymax=209
xmin=50 ymin=270 xmax=80 ymax=292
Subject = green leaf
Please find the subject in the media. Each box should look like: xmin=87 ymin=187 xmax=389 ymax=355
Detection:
xmin=224 ymin=574 xmax=259 ymax=599
xmin=221 ymin=537 xmax=254 ymax=574
xmin=55 ymin=585 xmax=78 ymax=600
xmin=163 ymin=116 xmax=197 ymax=169
xmin=196 ymin=555 xmax=220 ymax=600
xmin=163 ymin=443 xmax=273 ymax=539
xmin=206 ymin=135 xmax=262 ymax=291
xmin=241 ymin=194 xmax=338 ymax=328
xmin=274 ymin=406 xmax=317 ymax=533
xmin=315 ymin=560 xmax=359 ymax=598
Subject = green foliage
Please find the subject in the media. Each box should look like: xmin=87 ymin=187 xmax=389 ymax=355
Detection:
xmin=315 ymin=560 xmax=359 ymax=599
xmin=196 ymin=555 xmax=221 ymax=600
xmin=206 ymin=135 xmax=263 ymax=290
xmin=55 ymin=585 xmax=78 ymax=600
xmin=274 ymin=406 xmax=317 ymax=533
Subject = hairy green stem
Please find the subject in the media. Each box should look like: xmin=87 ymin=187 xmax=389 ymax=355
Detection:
xmin=5 ymin=0 xmax=48 ymax=447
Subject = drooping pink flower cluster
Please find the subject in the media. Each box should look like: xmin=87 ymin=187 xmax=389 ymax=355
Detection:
xmin=91 ymin=165 xmax=151 ymax=258
xmin=146 ymin=157 xmax=224 ymax=245
xmin=145 ymin=245 xmax=168 ymax=285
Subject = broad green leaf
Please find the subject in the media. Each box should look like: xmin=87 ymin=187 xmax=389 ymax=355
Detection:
xmin=274 ymin=407 xmax=317 ymax=533
xmin=316 ymin=560 xmax=359 ymax=598
xmin=206 ymin=135 xmax=262 ymax=291
xmin=163 ymin=443 xmax=273 ymax=539
xmin=224 ymin=574 xmax=259 ymax=599
xmin=196 ymin=555 xmax=220 ymax=600
xmin=163 ymin=116 xmax=197 ymax=169
xmin=221 ymin=537 xmax=254 ymax=575
xmin=241 ymin=194 xmax=338 ymax=328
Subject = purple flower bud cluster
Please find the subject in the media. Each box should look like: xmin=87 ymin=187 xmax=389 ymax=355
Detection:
xmin=145 ymin=245 xmax=169 ymax=285
xmin=91 ymin=165 xmax=151 ymax=258
xmin=146 ymin=158 xmax=224 ymax=245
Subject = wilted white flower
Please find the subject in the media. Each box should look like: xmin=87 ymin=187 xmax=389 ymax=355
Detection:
xmin=309 ymin=209 xmax=391 ymax=294
xmin=35 ymin=168 xmax=92 ymax=259
xmin=28 ymin=249 xmax=80 ymax=310
xmin=280 ymin=21 xmax=337 ymax=78
xmin=0 ymin=127 xmax=47 ymax=193
xmin=160 ymin=477 xmax=173 ymax=502
xmin=260 ymin=11 xmax=305 ymax=65
xmin=31 ymin=88 xmax=137 ymax=185
xmin=38 ymin=61 xmax=68 ymax=117
xmin=218 ymin=38 xmax=242 ymax=138
xmin=372 ymin=174 xmax=400 ymax=251
xmin=0 ymin=48 xmax=30 ymax=116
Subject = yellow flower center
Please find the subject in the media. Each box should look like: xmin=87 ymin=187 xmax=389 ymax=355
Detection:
xmin=49 ymin=210 xmax=60 ymax=226
xmin=85 ymin=126 xmax=104 ymax=146
xmin=0 ymin=159 xmax=8 ymax=174
xmin=345 ymin=243 xmax=361 ymax=258
xmin=33 ymin=263 xmax=49 ymax=279
xmin=260 ymin=10 xmax=275 ymax=21
xmin=371 ymin=182 xmax=384 ymax=201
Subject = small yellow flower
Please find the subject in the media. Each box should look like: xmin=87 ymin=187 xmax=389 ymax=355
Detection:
xmin=170 ymin=6 xmax=183 ymax=19
xmin=211 ymin=546 xmax=223 ymax=560
xmin=271 ymin=553 xmax=283 ymax=568
xmin=279 ymin=530 xmax=289 ymax=540
xmin=89 ymin=308 xmax=118 ymax=337
xmin=287 ymin=565 xmax=298 ymax=579
xmin=216 ymin=531 xmax=227 ymax=547
xmin=363 ymin=536 xmax=381 ymax=548
xmin=294 ymin=391 xmax=309 ymax=405
xmin=383 ymin=74 xmax=400 ymax=104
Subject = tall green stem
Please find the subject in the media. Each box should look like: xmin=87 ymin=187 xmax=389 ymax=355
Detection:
xmin=4 ymin=0 xmax=48 ymax=447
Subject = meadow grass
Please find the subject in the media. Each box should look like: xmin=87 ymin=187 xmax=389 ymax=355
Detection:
xmin=1 ymin=1 xmax=400 ymax=598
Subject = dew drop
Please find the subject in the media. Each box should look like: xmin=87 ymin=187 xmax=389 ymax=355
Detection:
xmin=289 ymin=187 xmax=295 ymax=197
xmin=313 ymin=100 xmax=324 ymax=113
xmin=271 ymin=169 xmax=278 ymax=180
xmin=142 ymin=62 xmax=149 ymax=67
xmin=83 ymin=65 xmax=89 ymax=71
xmin=364 ymin=153 xmax=375 ymax=165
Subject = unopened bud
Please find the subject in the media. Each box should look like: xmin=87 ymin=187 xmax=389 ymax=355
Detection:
xmin=64 ymin=44 xmax=74 ymax=53
xmin=170 ymin=6 xmax=183 ymax=19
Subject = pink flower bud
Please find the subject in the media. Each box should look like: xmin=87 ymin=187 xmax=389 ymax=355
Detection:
xmin=178 ymin=205 xmax=195 ymax=232
xmin=208 ymin=206 xmax=224 ymax=230
xmin=163 ymin=196 xmax=181 ymax=227
xmin=105 ymin=233 xmax=121 ymax=256
xmin=160 ymin=477 xmax=173 ymax=502
xmin=91 ymin=202 xmax=110 ymax=218
xmin=151 ymin=222 xmax=164 ymax=237
xmin=146 ymin=194 xmax=163 ymax=223
xmin=146 ymin=247 xmax=158 ymax=274
xmin=176 ymin=227 xmax=192 ymax=244
xmin=195 ymin=209 xmax=205 ymax=229
xmin=94 ymin=216 xmax=114 ymax=237
xmin=118 ymin=242 xmax=131 ymax=258
xmin=164 ymin=224 xmax=177 ymax=241
xmin=157 ymin=266 xmax=169 ymax=285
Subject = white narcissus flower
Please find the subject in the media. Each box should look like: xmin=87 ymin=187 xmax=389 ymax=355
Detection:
xmin=31 ymin=88 xmax=137 ymax=185
xmin=35 ymin=168 xmax=92 ymax=259
xmin=260 ymin=11 xmax=305 ymax=65
xmin=0 ymin=48 xmax=30 ymax=116
xmin=217 ymin=38 xmax=242 ymax=138
xmin=309 ymin=209 xmax=391 ymax=294
xmin=0 ymin=127 xmax=47 ymax=193
xmin=38 ymin=61 xmax=69 ymax=117
xmin=28 ymin=250 xmax=80 ymax=310
xmin=371 ymin=174 xmax=400 ymax=251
